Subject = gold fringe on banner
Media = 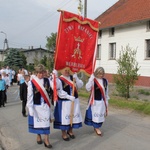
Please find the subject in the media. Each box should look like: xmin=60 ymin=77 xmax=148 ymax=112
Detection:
xmin=57 ymin=9 xmax=100 ymax=32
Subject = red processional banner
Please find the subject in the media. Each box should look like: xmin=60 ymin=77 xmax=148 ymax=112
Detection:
xmin=54 ymin=10 xmax=99 ymax=75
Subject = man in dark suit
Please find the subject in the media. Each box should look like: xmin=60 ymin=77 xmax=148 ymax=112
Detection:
xmin=20 ymin=75 xmax=30 ymax=117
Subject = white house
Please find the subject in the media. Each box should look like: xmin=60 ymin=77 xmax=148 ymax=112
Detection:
xmin=95 ymin=0 xmax=150 ymax=87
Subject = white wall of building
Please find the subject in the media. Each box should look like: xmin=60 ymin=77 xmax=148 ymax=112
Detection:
xmin=96 ymin=21 xmax=150 ymax=77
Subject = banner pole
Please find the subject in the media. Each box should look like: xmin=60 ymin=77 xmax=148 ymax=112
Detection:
xmin=70 ymin=77 xmax=75 ymax=127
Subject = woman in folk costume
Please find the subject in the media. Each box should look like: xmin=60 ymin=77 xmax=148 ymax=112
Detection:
xmin=84 ymin=67 xmax=110 ymax=136
xmin=26 ymin=64 xmax=52 ymax=148
xmin=52 ymin=69 xmax=83 ymax=141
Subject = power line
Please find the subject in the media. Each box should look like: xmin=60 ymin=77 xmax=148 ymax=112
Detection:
xmin=5 ymin=1 xmax=79 ymax=49
xmin=9 ymin=0 xmax=78 ymax=48
xmin=11 ymin=0 xmax=77 ymax=39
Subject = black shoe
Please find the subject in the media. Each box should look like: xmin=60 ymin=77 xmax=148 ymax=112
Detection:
xmin=23 ymin=114 xmax=27 ymax=117
xmin=67 ymin=131 xmax=75 ymax=139
xmin=37 ymin=140 xmax=43 ymax=144
xmin=44 ymin=142 xmax=52 ymax=148
xmin=3 ymin=105 xmax=5 ymax=107
xmin=62 ymin=136 xmax=70 ymax=141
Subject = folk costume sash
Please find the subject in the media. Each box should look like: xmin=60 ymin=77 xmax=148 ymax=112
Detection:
xmin=59 ymin=76 xmax=77 ymax=93
xmin=87 ymin=78 xmax=108 ymax=114
xmin=31 ymin=77 xmax=50 ymax=107
xmin=94 ymin=78 xmax=108 ymax=114
xmin=53 ymin=74 xmax=58 ymax=106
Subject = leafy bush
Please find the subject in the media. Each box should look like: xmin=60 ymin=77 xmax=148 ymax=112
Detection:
xmin=113 ymin=45 xmax=140 ymax=98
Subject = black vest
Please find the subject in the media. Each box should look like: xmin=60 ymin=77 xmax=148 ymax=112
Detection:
xmin=59 ymin=75 xmax=78 ymax=99
xmin=32 ymin=78 xmax=50 ymax=105
xmin=94 ymin=78 xmax=108 ymax=100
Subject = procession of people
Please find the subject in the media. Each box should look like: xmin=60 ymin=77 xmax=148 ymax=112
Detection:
xmin=0 ymin=64 xmax=109 ymax=149
xmin=0 ymin=9 xmax=107 ymax=149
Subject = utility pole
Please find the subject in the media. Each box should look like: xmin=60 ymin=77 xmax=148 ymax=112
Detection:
xmin=0 ymin=31 xmax=9 ymax=61
xmin=84 ymin=0 xmax=87 ymax=18
xmin=78 ymin=0 xmax=87 ymax=17
xmin=0 ymin=31 xmax=9 ymax=50
xmin=77 ymin=0 xmax=88 ymax=80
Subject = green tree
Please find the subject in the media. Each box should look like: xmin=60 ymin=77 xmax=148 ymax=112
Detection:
xmin=46 ymin=32 xmax=57 ymax=51
xmin=27 ymin=64 xmax=34 ymax=72
xmin=40 ymin=55 xmax=47 ymax=67
xmin=20 ymin=52 xmax=27 ymax=68
xmin=45 ymin=32 xmax=57 ymax=71
xmin=4 ymin=48 xmax=27 ymax=69
xmin=113 ymin=45 xmax=140 ymax=98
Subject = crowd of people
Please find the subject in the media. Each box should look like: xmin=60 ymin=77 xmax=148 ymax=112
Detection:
xmin=0 ymin=64 xmax=110 ymax=149
xmin=0 ymin=66 xmax=16 ymax=107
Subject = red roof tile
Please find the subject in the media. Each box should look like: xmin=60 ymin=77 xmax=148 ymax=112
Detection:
xmin=96 ymin=0 xmax=150 ymax=29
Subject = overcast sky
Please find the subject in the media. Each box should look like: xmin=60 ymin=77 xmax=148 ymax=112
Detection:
xmin=0 ymin=0 xmax=118 ymax=49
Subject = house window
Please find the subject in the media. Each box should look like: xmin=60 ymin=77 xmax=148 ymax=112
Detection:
xmin=147 ymin=21 xmax=150 ymax=31
xmin=96 ymin=44 xmax=101 ymax=59
xmin=146 ymin=39 xmax=150 ymax=58
xmin=109 ymin=27 xmax=115 ymax=36
xmin=98 ymin=30 xmax=102 ymax=38
xmin=109 ymin=43 xmax=116 ymax=59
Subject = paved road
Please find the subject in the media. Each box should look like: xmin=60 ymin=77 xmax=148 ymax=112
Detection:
xmin=0 ymin=84 xmax=150 ymax=150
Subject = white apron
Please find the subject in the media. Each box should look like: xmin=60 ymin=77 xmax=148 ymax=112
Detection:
xmin=62 ymin=98 xmax=82 ymax=125
xmin=91 ymin=100 xmax=106 ymax=123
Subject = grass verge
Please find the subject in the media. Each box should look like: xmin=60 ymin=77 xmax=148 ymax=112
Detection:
xmin=138 ymin=89 xmax=150 ymax=95
xmin=79 ymin=89 xmax=150 ymax=115
xmin=109 ymin=96 xmax=150 ymax=115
